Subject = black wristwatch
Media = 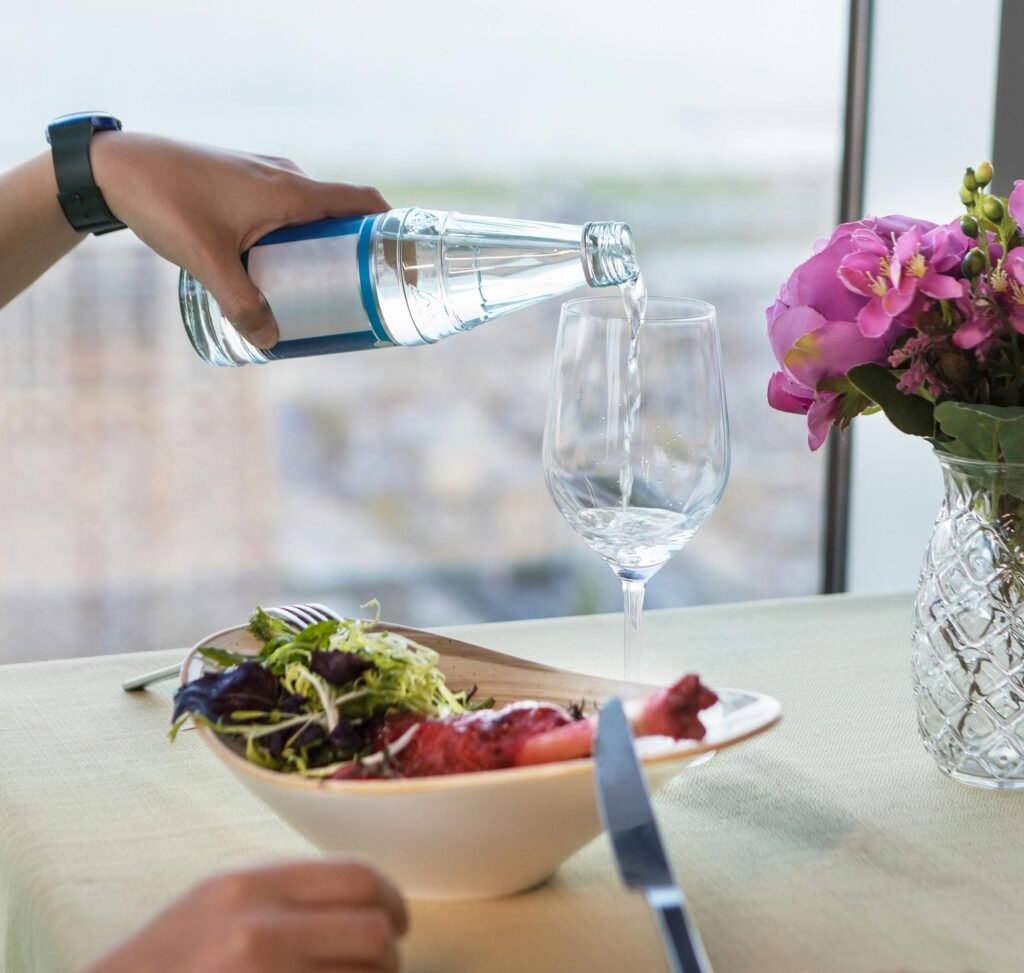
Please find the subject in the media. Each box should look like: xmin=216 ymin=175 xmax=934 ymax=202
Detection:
xmin=46 ymin=112 xmax=127 ymax=235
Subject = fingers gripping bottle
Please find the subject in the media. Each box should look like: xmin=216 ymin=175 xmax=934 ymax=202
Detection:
xmin=179 ymin=208 xmax=639 ymax=365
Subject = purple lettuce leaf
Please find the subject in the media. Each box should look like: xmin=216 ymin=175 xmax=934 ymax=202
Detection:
xmin=309 ymin=650 xmax=375 ymax=686
xmin=172 ymin=661 xmax=279 ymax=724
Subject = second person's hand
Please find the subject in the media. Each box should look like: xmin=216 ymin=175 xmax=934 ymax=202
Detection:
xmin=90 ymin=132 xmax=389 ymax=349
xmin=87 ymin=858 xmax=408 ymax=973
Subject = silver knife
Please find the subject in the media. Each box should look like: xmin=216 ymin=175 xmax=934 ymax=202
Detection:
xmin=594 ymin=696 xmax=713 ymax=973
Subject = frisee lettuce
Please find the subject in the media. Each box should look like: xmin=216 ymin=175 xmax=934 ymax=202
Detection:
xmin=172 ymin=605 xmax=489 ymax=777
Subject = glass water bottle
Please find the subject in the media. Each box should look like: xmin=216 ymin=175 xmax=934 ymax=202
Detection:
xmin=179 ymin=208 xmax=639 ymax=365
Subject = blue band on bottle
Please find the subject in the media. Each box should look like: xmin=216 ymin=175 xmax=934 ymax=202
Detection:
xmin=357 ymin=216 xmax=391 ymax=345
xmin=265 ymin=330 xmax=384 ymax=360
xmin=253 ymin=216 xmax=366 ymax=247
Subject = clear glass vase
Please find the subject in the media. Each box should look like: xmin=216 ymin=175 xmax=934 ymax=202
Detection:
xmin=913 ymin=451 xmax=1024 ymax=789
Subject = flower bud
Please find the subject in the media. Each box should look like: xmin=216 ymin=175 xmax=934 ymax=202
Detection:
xmin=976 ymin=161 xmax=994 ymax=187
xmin=982 ymin=196 xmax=1005 ymax=222
xmin=939 ymin=352 xmax=971 ymax=384
xmin=963 ymin=168 xmax=978 ymax=192
xmin=960 ymin=216 xmax=979 ymax=238
xmin=915 ymin=308 xmax=946 ymax=335
xmin=960 ymin=185 xmax=974 ymax=206
xmin=962 ymin=249 xmax=986 ymax=278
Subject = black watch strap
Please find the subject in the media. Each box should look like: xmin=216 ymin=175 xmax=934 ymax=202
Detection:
xmin=46 ymin=114 xmax=127 ymax=236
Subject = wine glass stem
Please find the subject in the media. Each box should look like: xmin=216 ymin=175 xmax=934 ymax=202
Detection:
xmin=621 ymin=578 xmax=646 ymax=682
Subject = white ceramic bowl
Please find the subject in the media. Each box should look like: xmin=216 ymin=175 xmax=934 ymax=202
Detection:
xmin=181 ymin=620 xmax=780 ymax=900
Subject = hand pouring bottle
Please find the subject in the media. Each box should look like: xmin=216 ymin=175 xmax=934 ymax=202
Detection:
xmin=180 ymin=208 xmax=639 ymax=365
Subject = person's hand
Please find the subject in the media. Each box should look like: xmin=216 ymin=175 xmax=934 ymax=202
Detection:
xmin=87 ymin=859 xmax=408 ymax=973
xmin=90 ymin=132 xmax=389 ymax=349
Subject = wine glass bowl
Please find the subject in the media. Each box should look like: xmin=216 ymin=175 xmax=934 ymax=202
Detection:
xmin=542 ymin=296 xmax=729 ymax=679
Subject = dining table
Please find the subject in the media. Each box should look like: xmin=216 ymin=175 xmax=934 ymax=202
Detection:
xmin=0 ymin=590 xmax=1020 ymax=973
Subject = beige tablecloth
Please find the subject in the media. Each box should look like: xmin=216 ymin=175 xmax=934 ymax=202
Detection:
xmin=1 ymin=592 xmax=1020 ymax=972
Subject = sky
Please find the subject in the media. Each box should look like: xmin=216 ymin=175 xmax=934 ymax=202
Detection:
xmin=2 ymin=0 xmax=848 ymax=179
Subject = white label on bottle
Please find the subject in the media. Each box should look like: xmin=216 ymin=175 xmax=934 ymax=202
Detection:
xmin=247 ymin=234 xmax=367 ymax=341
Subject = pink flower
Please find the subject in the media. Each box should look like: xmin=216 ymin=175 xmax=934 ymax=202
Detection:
xmin=888 ymin=333 xmax=946 ymax=397
xmin=953 ymin=292 xmax=1001 ymax=351
xmin=838 ymin=221 xmax=968 ymax=338
xmin=1008 ymin=180 xmax=1024 ymax=226
xmin=996 ymin=246 xmax=1024 ymax=334
xmin=766 ymin=216 xmax=921 ymax=450
xmin=770 ymin=170 xmax=1024 ymax=455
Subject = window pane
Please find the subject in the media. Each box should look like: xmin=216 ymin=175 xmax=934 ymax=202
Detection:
xmin=847 ymin=0 xmax=1000 ymax=593
xmin=1 ymin=0 xmax=846 ymax=661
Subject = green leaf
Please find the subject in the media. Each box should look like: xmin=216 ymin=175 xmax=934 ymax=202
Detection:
xmin=293 ymin=619 xmax=340 ymax=651
xmin=833 ymin=389 xmax=872 ymax=429
xmin=999 ymin=417 xmax=1024 ymax=463
xmin=817 ymin=375 xmax=855 ymax=395
xmin=248 ymin=607 xmax=295 ymax=642
xmin=846 ymin=363 xmax=935 ymax=437
xmin=198 ymin=646 xmax=253 ymax=668
xmin=934 ymin=402 xmax=1024 ymax=462
xmin=168 ymin=713 xmax=190 ymax=742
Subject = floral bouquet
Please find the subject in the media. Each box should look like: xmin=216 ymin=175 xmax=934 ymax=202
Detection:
xmin=768 ymin=165 xmax=1024 ymax=787
xmin=767 ymin=162 xmax=1024 ymax=462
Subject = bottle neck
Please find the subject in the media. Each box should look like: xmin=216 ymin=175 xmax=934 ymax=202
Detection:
xmin=582 ymin=221 xmax=639 ymax=287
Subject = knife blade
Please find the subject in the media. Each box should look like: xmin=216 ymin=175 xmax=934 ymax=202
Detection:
xmin=594 ymin=696 xmax=713 ymax=973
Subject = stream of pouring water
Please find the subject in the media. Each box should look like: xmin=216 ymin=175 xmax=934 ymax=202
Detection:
xmin=618 ymin=272 xmax=647 ymax=508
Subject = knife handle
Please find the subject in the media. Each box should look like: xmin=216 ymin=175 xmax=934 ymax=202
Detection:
xmin=645 ymin=886 xmax=713 ymax=973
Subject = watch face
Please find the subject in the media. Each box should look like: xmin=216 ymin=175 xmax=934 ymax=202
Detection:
xmin=48 ymin=112 xmax=123 ymax=134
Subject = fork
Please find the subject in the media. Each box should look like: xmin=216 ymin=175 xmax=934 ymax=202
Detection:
xmin=120 ymin=602 xmax=343 ymax=692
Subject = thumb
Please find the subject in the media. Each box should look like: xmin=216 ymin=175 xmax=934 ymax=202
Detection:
xmin=297 ymin=180 xmax=390 ymax=221
xmin=196 ymin=254 xmax=279 ymax=349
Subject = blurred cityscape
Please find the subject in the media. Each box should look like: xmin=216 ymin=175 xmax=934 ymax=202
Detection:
xmin=0 ymin=173 xmax=831 ymax=662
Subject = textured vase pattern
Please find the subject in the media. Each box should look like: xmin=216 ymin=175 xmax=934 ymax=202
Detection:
xmin=913 ymin=454 xmax=1024 ymax=789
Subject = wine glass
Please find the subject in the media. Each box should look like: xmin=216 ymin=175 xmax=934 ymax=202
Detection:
xmin=542 ymin=296 xmax=730 ymax=682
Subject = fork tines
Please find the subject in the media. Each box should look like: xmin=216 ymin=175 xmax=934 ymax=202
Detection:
xmin=267 ymin=603 xmax=343 ymax=630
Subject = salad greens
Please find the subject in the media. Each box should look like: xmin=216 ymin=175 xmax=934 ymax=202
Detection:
xmin=172 ymin=604 xmax=488 ymax=778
